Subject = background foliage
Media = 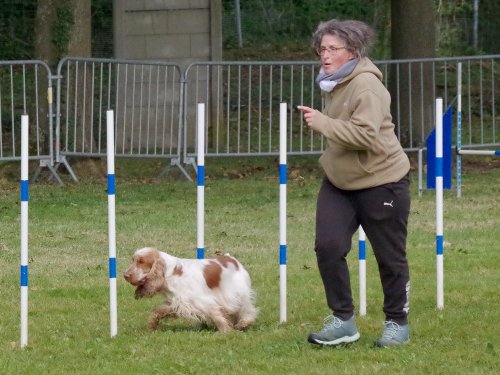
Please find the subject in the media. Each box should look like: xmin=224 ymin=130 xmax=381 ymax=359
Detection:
xmin=0 ymin=0 xmax=499 ymax=61
xmin=51 ymin=3 xmax=75 ymax=57
xmin=0 ymin=0 xmax=111 ymax=60
xmin=222 ymin=0 xmax=499 ymax=59
xmin=0 ymin=0 xmax=36 ymax=59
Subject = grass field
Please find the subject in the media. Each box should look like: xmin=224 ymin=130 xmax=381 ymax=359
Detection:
xmin=1 ymin=156 xmax=499 ymax=374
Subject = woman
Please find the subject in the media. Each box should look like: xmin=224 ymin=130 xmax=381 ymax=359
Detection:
xmin=298 ymin=19 xmax=411 ymax=347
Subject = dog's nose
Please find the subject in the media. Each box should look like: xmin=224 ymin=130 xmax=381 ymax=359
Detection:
xmin=124 ymin=272 xmax=130 ymax=281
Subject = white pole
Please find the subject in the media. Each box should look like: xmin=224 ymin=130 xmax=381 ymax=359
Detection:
xmin=435 ymin=98 xmax=444 ymax=310
xmin=279 ymin=102 xmax=287 ymax=323
xmin=358 ymin=226 xmax=366 ymax=316
xmin=418 ymin=147 xmax=423 ymax=196
xmin=107 ymin=110 xmax=118 ymax=337
xmin=458 ymin=149 xmax=500 ymax=156
xmin=457 ymin=62 xmax=462 ymax=198
xmin=20 ymin=114 xmax=29 ymax=348
xmin=197 ymin=103 xmax=205 ymax=259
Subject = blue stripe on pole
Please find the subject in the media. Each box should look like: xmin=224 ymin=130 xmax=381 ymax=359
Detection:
xmin=20 ymin=180 xmax=29 ymax=202
xmin=495 ymin=151 xmax=500 ymax=155
xmin=359 ymin=241 xmax=366 ymax=260
xmin=436 ymin=235 xmax=444 ymax=255
xmin=109 ymin=257 xmax=117 ymax=278
xmin=279 ymin=244 xmax=286 ymax=265
xmin=279 ymin=164 xmax=286 ymax=184
xmin=197 ymin=248 xmax=204 ymax=259
xmin=436 ymin=157 xmax=443 ymax=177
xmin=107 ymin=174 xmax=115 ymax=195
xmin=20 ymin=265 xmax=28 ymax=286
xmin=197 ymin=166 xmax=205 ymax=186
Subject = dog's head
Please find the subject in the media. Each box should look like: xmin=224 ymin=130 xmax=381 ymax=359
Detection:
xmin=124 ymin=247 xmax=166 ymax=298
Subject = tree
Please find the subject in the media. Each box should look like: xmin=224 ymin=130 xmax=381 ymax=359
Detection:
xmin=390 ymin=0 xmax=436 ymax=148
xmin=34 ymin=0 xmax=93 ymax=162
xmin=34 ymin=0 xmax=91 ymax=66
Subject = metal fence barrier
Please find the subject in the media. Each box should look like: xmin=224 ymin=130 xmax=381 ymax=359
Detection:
xmin=1 ymin=55 xmax=498 ymax=183
xmin=0 ymin=60 xmax=62 ymax=183
xmin=182 ymin=61 xmax=325 ymax=170
xmin=183 ymin=55 xmax=500 ymax=166
xmin=377 ymin=55 xmax=499 ymax=151
xmin=54 ymin=57 xmax=189 ymax=181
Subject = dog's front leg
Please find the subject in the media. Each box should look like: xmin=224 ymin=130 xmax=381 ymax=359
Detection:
xmin=148 ymin=304 xmax=176 ymax=330
xmin=210 ymin=311 xmax=233 ymax=333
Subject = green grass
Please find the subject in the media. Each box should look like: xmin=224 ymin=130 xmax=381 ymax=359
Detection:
xmin=0 ymin=157 xmax=499 ymax=374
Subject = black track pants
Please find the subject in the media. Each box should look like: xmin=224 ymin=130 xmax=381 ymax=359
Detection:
xmin=314 ymin=175 xmax=410 ymax=324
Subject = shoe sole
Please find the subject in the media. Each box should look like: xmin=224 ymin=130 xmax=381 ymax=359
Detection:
xmin=308 ymin=332 xmax=360 ymax=346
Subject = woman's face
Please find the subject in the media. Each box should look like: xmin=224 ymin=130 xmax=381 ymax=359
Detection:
xmin=318 ymin=34 xmax=355 ymax=74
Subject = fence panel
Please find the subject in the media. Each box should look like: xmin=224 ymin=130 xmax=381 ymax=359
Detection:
xmin=377 ymin=55 xmax=500 ymax=151
xmin=183 ymin=55 xmax=500 ymax=163
xmin=183 ymin=61 xmax=324 ymax=163
xmin=459 ymin=56 xmax=499 ymax=148
xmin=0 ymin=60 xmax=53 ymax=163
xmin=3 ymin=55 xmax=498 ymax=181
xmin=55 ymin=57 xmax=186 ymax=178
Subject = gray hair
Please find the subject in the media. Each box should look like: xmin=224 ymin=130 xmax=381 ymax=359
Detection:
xmin=312 ymin=19 xmax=375 ymax=58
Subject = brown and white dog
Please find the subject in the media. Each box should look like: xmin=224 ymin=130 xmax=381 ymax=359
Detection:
xmin=124 ymin=247 xmax=258 ymax=333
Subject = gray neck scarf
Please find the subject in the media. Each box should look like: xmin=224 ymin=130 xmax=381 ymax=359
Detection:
xmin=316 ymin=58 xmax=360 ymax=92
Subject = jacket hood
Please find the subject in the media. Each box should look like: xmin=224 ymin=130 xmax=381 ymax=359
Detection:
xmin=339 ymin=57 xmax=383 ymax=84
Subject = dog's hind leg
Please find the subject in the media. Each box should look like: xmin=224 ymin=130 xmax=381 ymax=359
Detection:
xmin=148 ymin=304 xmax=176 ymax=330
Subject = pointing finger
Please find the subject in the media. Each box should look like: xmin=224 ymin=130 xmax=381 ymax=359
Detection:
xmin=297 ymin=105 xmax=314 ymax=113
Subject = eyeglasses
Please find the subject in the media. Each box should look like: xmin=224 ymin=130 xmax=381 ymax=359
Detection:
xmin=316 ymin=46 xmax=346 ymax=56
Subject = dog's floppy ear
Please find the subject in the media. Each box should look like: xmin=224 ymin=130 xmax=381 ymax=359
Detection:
xmin=135 ymin=251 xmax=166 ymax=299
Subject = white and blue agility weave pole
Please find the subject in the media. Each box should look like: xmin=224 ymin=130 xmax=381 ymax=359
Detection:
xmin=279 ymin=102 xmax=287 ymax=323
xmin=455 ymin=62 xmax=500 ymax=198
xmin=435 ymin=98 xmax=445 ymax=310
xmin=107 ymin=109 xmax=118 ymax=337
xmin=20 ymin=114 xmax=29 ymax=348
xmin=197 ymin=103 xmax=205 ymax=260
xmin=358 ymin=226 xmax=366 ymax=316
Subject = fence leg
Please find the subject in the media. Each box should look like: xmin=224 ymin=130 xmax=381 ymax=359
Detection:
xmin=158 ymin=158 xmax=193 ymax=181
xmin=51 ymin=156 xmax=78 ymax=182
xmin=31 ymin=159 xmax=64 ymax=185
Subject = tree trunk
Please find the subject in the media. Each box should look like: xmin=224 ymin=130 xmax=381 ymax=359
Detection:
xmin=34 ymin=0 xmax=57 ymax=66
xmin=35 ymin=0 xmax=91 ymax=63
xmin=390 ymin=0 xmax=436 ymax=148
xmin=34 ymin=0 xmax=94 ymax=161
xmin=67 ymin=0 xmax=91 ymax=57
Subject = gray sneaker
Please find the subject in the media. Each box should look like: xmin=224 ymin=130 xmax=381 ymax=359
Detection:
xmin=374 ymin=321 xmax=410 ymax=347
xmin=308 ymin=315 xmax=360 ymax=346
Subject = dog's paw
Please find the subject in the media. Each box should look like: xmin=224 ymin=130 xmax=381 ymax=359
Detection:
xmin=148 ymin=317 xmax=160 ymax=330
